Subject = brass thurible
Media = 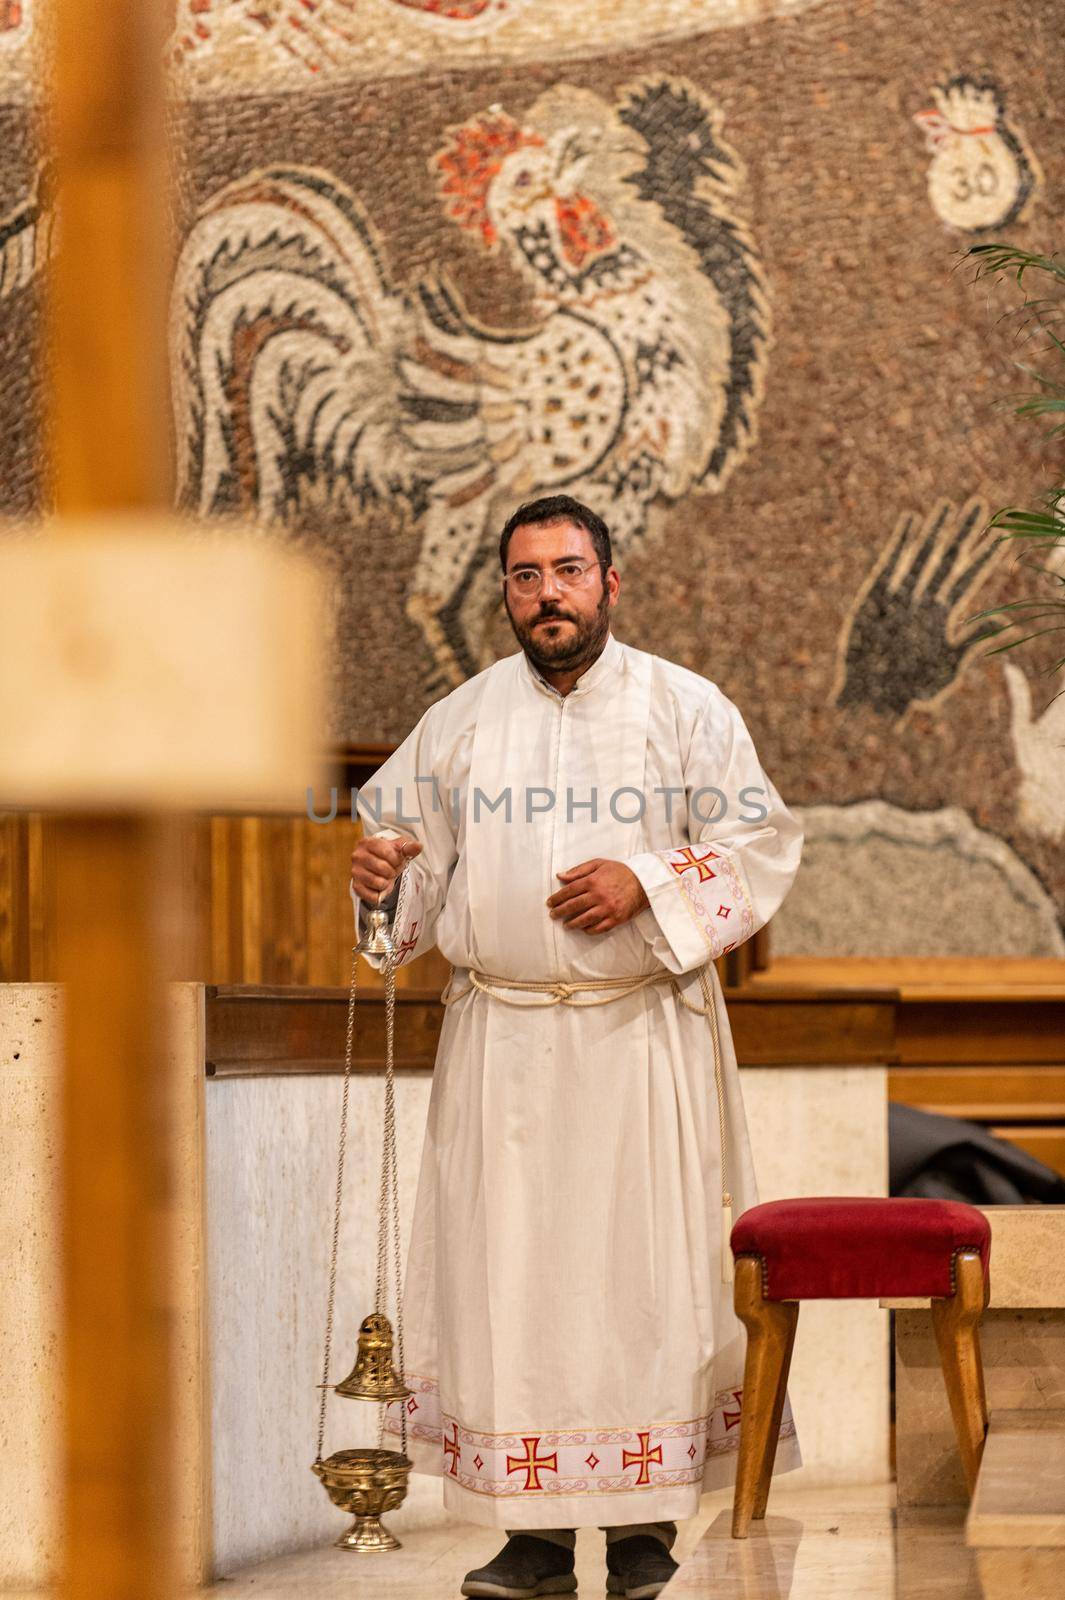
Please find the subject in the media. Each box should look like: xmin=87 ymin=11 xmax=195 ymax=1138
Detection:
xmin=311 ymin=878 xmax=413 ymax=1553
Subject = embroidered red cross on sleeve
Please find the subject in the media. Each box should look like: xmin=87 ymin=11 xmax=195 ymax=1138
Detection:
xmin=668 ymin=846 xmax=719 ymax=883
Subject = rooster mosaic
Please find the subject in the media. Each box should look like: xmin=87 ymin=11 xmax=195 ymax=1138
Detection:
xmin=0 ymin=161 xmax=55 ymax=301
xmin=172 ymin=77 xmax=770 ymax=685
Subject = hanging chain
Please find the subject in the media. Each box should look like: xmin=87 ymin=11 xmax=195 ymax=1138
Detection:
xmin=315 ymin=940 xmax=359 ymax=1464
xmin=316 ymin=878 xmax=408 ymax=1464
xmin=376 ymin=953 xmax=407 ymax=1455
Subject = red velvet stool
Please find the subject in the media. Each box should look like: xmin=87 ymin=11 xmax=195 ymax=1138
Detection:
xmin=729 ymin=1197 xmax=991 ymax=1538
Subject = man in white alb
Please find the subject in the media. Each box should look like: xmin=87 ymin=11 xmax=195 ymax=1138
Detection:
xmin=349 ymin=495 xmax=804 ymax=1599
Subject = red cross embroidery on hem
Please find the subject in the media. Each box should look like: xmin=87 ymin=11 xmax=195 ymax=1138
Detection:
xmin=506 ymin=1435 xmax=559 ymax=1490
xmin=621 ymin=1431 xmax=663 ymax=1486
xmin=443 ymin=1423 xmax=461 ymax=1475
xmin=668 ymin=846 xmax=718 ymax=883
xmin=723 ymin=1391 xmax=743 ymax=1431
xmin=396 ymin=919 xmax=421 ymax=960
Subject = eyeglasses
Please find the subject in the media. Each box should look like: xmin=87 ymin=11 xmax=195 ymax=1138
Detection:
xmin=503 ymin=558 xmax=606 ymax=597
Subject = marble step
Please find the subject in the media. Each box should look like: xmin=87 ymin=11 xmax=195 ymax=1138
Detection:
xmin=967 ymin=1409 xmax=1065 ymax=1600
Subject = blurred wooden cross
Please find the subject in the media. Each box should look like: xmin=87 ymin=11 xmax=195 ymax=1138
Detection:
xmin=0 ymin=5 xmax=328 ymax=1597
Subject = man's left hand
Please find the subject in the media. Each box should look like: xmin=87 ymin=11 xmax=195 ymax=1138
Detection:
xmin=547 ymin=858 xmax=650 ymax=934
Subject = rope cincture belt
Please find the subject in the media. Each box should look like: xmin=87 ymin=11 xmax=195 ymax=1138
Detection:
xmin=443 ymin=964 xmax=682 ymax=1008
xmin=441 ymin=960 xmax=735 ymax=1284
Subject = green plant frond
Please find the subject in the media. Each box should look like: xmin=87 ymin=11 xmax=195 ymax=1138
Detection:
xmin=1012 ymin=296 xmax=1065 ymax=319
xmin=1015 ymin=398 xmax=1065 ymax=418
xmin=967 ymin=602 xmax=1065 ymax=624
xmin=964 ymin=244 xmax=1065 ymax=685
xmin=1012 ymin=387 xmax=1065 ymax=408
xmin=987 ymin=511 xmax=1065 ymax=536
xmin=987 ymin=528 xmax=1060 ymax=545
xmin=966 ymin=244 xmax=1065 ymax=285
xmin=984 ymin=623 xmax=1065 ymax=655
xmin=1033 ymin=323 xmax=1065 ymax=362
xmin=1015 ymin=561 xmax=1065 ymax=584
xmin=1001 ymin=551 xmax=1065 ymax=574
xmin=1009 ymin=364 xmax=1065 ymax=396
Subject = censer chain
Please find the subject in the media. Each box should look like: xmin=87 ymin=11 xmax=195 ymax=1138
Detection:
xmin=376 ymin=949 xmax=407 ymax=1453
xmin=315 ymin=940 xmax=359 ymax=1464
xmin=315 ymin=914 xmax=407 ymax=1465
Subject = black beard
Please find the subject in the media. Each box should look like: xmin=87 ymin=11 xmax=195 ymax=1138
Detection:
xmin=505 ymin=587 xmax=611 ymax=675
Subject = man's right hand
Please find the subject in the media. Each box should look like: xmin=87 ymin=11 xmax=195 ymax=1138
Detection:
xmin=350 ymin=836 xmax=423 ymax=904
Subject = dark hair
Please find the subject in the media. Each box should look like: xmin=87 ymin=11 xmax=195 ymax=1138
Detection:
xmin=499 ymin=495 xmax=613 ymax=571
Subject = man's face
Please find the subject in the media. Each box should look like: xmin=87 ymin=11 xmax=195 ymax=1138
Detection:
xmin=502 ymin=520 xmax=619 ymax=671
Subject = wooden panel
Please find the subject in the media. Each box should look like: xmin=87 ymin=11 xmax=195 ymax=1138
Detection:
xmin=305 ymin=815 xmax=338 ymax=986
xmin=161 ymin=814 xmax=213 ymax=984
xmin=895 ymin=1001 xmax=1065 ymax=1066
xmin=239 ymin=816 xmax=263 ymax=984
xmin=728 ymin=998 xmax=895 ymax=1064
xmin=991 ymin=1127 xmax=1065 ymax=1181
xmin=205 ymin=984 xmax=443 ymax=1076
xmin=889 ymin=1066 xmax=1065 ymax=1121
xmin=761 ymin=956 xmax=1065 ymax=993
xmin=0 ymin=813 xmax=29 ymax=980
xmin=0 ymin=812 xmax=58 ymax=981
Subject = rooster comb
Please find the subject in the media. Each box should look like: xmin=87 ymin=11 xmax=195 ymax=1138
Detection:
xmin=434 ymin=111 xmax=544 ymax=249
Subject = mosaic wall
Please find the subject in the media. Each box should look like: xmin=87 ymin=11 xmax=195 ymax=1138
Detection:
xmin=3 ymin=0 xmax=1064 ymax=955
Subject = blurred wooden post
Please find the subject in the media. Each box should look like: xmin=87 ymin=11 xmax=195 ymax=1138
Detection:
xmin=48 ymin=3 xmax=178 ymax=1598
xmin=0 ymin=5 xmax=326 ymax=1591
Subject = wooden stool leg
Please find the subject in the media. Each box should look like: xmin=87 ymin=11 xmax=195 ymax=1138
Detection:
xmin=931 ymin=1251 xmax=989 ymax=1495
xmin=752 ymin=1298 xmax=798 ymax=1521
xmin=732 ymin=1256 xmax=800 ymax=1539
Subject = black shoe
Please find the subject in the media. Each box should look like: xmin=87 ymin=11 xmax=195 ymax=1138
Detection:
xmin=461 ymin=1533 xmax=578 ymax=1599
xmin=605 ymin=1534 xmax=679 ymax=1599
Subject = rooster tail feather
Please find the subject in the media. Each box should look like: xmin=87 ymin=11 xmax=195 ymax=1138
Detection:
xmin=172 ymin=164 xmax=418 ymax=518
xmin=617 ymin=76 xmax=770 ymax=490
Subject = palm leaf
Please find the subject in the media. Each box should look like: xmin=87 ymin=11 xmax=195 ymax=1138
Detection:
xmin=959 ymin=242 xmax=1065 ymax=677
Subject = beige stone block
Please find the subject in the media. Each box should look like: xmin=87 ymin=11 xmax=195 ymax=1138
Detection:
xmin=885 ymin=1207 xmax=1065 ymax=1313
xmin=0 ymin=984 xmax=63 ymax=1590
xmin=970 ymin=1209 xmax=1065 ymax=1310
xmin=976 ymin=1548 xmax=1065 ymax=1600
xmin=0 ymin=982 xmax=211 ymax=1590
xmin=895 ymin=1309 xmax=1065 ymax=1507
xmin=967 ymin=1410 xmax=1065 ymax=1547
xmin=0 ymin=519 xmax=329 ymax=810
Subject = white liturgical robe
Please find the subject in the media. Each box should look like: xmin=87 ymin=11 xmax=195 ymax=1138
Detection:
xmin=349 ymin=631 xmax=804 ymax=1528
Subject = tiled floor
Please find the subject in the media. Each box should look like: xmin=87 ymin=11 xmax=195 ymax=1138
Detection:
xmin=200 ymin=1484 xmax=984 ymax=1599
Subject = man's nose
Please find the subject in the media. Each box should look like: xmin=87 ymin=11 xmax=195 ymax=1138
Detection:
xmin=538 ymin=569 xmax=563 ymax=597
